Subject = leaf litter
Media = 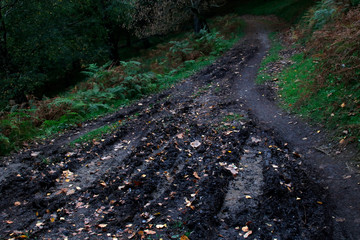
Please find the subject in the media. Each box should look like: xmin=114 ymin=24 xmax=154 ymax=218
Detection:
xmin=0 ymin=18 xmax=331 ymax=240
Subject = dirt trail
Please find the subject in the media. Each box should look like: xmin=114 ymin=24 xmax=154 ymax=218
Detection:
xmin=0 ymin=16 xmax=359 ymax=240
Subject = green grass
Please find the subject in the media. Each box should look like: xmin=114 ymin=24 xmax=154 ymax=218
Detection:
xmin=70 ymin=124 xmax=113 ymax=146
xmin=258 ymin=44 xmax=360 ymax=144
xmin=222 ymin=113 xmax=244 ymax=122
xmin=278 ymin=53 xmax=360 ymax=142
xmin=256 ymin=33 xmax=283 ymax=83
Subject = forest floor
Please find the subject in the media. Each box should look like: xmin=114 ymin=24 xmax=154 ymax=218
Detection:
xmin=1 ymin=16 xmax=359 ymax=240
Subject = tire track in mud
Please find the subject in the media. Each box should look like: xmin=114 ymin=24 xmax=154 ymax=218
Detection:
xmin=1 ymin=16 xmax=333 ymax=240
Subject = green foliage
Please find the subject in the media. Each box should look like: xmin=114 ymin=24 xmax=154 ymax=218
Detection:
xmin=300 ymin=0 xmax=337 ymax=31
xmin=0 ymin=110 xmax=37 ymax=154
xmin=194 ymin=30 xmax=228 ymax=55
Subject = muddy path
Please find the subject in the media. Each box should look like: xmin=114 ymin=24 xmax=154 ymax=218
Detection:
xmin=0 ymin=16 xmax=359 ymax=240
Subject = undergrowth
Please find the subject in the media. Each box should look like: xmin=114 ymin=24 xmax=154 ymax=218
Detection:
xmin=0 ymin=14 xmax=245 ymax=155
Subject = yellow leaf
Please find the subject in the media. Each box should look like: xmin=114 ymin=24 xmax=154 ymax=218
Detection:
xmin=340 ymin=102 xmax=346 ymax=108
xmin=14 ymin=201 xmax=21 ymax=206
xmin=181 ymin=235 xmax=190 ymax=240
xmin=50 ymin=218 xmax=55 ymax=223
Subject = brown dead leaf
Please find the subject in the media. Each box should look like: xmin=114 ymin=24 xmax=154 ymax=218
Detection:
xmin=244 ymin=230 xmax=253 ymax=238
xmin=190 ymin=140 xmax=201 ymax=148
xmin=242 ymin=226 xmax=249 ymax=232
xmin=66 ymin=189 xmax=76 ymax=196
xmin=176 ymin=133 xmax=184 ymax=139
xmin=224 ymin=164 xmax=238 ymax=176
xmin=193 ymin=172 xmax=200 ymax=179
xmin=144 ymin=230 xmax=156 ymax=235
xmin=185 ymin=198 xmax=192 ymax=207
xmin=56 ymin=188 xmax=68 ymax=195
xmin=5 ymin=220 xmax=13 ymax=224
xmin=14 ymin=201 xmax=21 ymax=206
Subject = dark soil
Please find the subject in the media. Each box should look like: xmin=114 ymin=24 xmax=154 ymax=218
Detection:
xmin=1 ymin=16 xmax=359 ymax=240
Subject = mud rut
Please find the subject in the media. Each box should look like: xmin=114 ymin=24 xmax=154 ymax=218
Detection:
xmin=0 ymin=16 xmax=357 ymax=240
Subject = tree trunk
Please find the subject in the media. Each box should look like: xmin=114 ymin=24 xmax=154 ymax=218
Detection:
xmin=0 ymin=8 xmax=11 ymax=73
xmin=191 ymin=8 xmax=210 ymax=34
xmin=108 ymin=28 xmax=121 ymax=64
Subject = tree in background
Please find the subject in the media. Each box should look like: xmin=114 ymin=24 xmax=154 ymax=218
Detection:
xmin=0 ymin=0 xmax=135 ymax=106
xmin=0 ymin=0 xmax=226 ymax=107
xmin=131 ymin=0 xmax=226 ymax=37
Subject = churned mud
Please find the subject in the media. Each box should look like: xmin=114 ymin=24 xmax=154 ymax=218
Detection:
xmin=1 ymin=16 xmax=359 ymax=240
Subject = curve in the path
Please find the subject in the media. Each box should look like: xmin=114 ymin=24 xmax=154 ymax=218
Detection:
xmin=236 ymin=16 xmax=360 ymax=240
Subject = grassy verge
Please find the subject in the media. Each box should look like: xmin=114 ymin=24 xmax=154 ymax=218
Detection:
xmin=256 ymin=33 xmax=283 ymax=84
xmin=0 ymin=14 xmax=245 ymax=155
xmin=278 ymin=53 xmax=359 ymax=144
xmin=258 ymin=34 xmax=359 ymax=146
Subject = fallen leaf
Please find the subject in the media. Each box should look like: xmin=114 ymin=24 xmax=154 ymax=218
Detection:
xmin=185 ymin=198 xmax=192 ymax=207
xmin=340 ymin=102 xmax=346 ymax=108
xmin=193 ymin=172 xmax=200 ymax=179
xmin=14 ymin=201 xmax=21 ymax=206
xmin=244 ymin=230 xmax=253 ymax=238
xmin=31 ymin=152 xmax=41 ymax=157
xmin=56 ymin=188 xmax=68 ymax=195
xmin=98 ymin=224 xmax=107 ymax=228
xmin=242 ymin=226 xmax=249 ymax=232
xmin=156 ymin=224 xmax=167 ymax=229
xmin=190 ymin=140 xmax=201 ymax=148
xmin=5 ymin=220 xmax=13 ymax=224
xmin=176 ymin=133 xmax=184 ymax=139
xmin=181 ymin=235 xmax=190 ymax=240
xmin=144 ymin=230 xmax=156 ymax=235
xmin=224 ymin=164 xmax=238 ymax=176
xmin=66 ymin=189 xmax=76 ymax=195
xmin=245 ymin=195 xmax=252 ymax=199
xmin=36 ymin=221 xmax=44 ymax=227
